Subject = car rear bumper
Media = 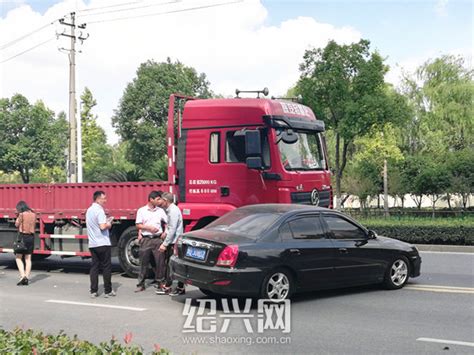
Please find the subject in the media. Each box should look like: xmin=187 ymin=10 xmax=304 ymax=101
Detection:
xmin=170 ymin=255 xmax=264 ymax=296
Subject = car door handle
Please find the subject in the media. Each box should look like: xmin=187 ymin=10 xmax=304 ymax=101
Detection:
xmin=289 ymin=249 xmax=301 ymax=255
xmin=338 ymin=248 xmax=348 ymax=254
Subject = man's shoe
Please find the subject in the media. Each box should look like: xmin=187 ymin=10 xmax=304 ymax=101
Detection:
xmin=104 ymin=290 xmax=116 ymax=298
xmin=22 ymin=277 xmax=29 ymax=286
xmin=16 ymin=277 xmax=26 ymax=286
xmin=155 ymin=286 xmax=171 ymax=295
xmin=90 ymin=292 xmax=99 ymax=298
xmin=169 ymin=287 xmax=186 ymax=296
xmin=134 ymin=286 xmax=145 ymax=293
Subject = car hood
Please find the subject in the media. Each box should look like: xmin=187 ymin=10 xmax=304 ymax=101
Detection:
xmin=376 ymin=235 xmax=415 ymax=252
xmin=183 ymin=228 xmax=256 ymax=245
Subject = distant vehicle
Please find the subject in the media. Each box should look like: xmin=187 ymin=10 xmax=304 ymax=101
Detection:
xmin=0 ymin=92 xmax=332 ymax=277
xmin=170 ymin=204 xmax=422 ymax=301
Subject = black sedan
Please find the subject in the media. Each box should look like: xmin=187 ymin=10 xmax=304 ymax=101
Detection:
xmin=170 ymin=204 xmax=421 ymax=301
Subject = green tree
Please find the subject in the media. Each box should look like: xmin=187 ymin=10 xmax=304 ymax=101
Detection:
xmin=80 ymin=87 xmax=113 ymax=182
xmin=112 ymin=58 xmax=212 ymax=179
xmin=348 ymin=124 xmax=404 ymax=209
xmin=401 ymin=55 xmax=473 ymax=154
xmin=401 ymin=155 xmax=427 ymax=209
xmin=446 ymin=149 xmax=474 ymax=209
xmin=0 ymin=94 xmax=68 ymax=183
xmin=413 ymin=162 xmax=450 ymax=216
xmin=296 ymin=39 xmax=409 ymax=209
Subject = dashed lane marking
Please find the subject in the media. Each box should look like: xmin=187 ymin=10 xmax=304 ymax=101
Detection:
xmin=45 ymin=299 xmax=147 ymax=311
xmin=417 ymin=337 xmax=474 ymax=347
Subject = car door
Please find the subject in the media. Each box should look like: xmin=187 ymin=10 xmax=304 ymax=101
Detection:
xmin=321 ymin=213 xmax=385 ymax=285
xmin=279 ymin=214 xmax=337 ymax=291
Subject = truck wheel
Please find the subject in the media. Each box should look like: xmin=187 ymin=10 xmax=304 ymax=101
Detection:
xmin=32 ymin=254 xmax=51 ymax=261
xmin=118 ymin=226 xmax=140 ymax=278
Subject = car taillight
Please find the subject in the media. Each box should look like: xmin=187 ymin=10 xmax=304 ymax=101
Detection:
xmin=174 ymin=236 xmax=182 ymax=256
xmin=216 ymin=245 xmax=239 ymax=267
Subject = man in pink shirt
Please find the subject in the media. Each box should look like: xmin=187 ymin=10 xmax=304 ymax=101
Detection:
xmin=135 ymin=190 xmax=167 ymax=292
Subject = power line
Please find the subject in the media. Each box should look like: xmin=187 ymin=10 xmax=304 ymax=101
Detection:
xmin=79 ymin=0 xmax=180 ymax=17
xmin=0 ymin=20 xmax=57 ymax=51
xmin=0 ymin=37 xmax=56 ymax=63
xmin=87 ymin=0 xmax=242 ymax=24
xmin=78 ymin=1 xmax=139 ymax=12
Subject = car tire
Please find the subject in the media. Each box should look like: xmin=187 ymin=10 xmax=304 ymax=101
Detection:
xmin=260 ymin=268 xmax=294 ymax=301
xmin=384 ymin=256 xmax=410 ymax=290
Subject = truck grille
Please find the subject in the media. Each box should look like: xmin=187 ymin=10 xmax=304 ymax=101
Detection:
xmin=290 ymin=190 xmax=331 ymax=207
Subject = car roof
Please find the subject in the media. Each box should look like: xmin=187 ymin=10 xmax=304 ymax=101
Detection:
xmin=237 ymin=203 xmax=330 ymax=214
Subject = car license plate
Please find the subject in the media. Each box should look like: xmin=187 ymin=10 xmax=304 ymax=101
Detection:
xmin=185 ymin=246 xmax=206 ymax=261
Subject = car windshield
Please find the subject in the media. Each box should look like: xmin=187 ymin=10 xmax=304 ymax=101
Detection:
xmin=205 ymin=210 xmax=280 ymax=238
xmin=277 ymin=129 xmax=325 ymax=171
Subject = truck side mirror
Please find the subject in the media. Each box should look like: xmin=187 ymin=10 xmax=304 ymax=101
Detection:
xmin=246 ymin=157 xmax=264 ymax=170
xmin=245 ymin=130 xmax=262 ymax=156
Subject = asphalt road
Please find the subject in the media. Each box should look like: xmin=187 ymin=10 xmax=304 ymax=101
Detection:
xmin=0 ymin=251 xmax=473 ymax=354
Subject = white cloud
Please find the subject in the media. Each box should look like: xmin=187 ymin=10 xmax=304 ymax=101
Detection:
xmin=435 ymin=0 xmax=449 ymax=17
xmin=385 ymin=46 xmax=473 ymax=89
xmin=1 ymin=0 xmax=361 ymax=144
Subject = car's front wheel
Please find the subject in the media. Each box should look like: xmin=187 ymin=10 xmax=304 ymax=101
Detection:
xmin=384 ymin=256 xmax=410 ymax=289
xmin=260 ymin=268 xmax=294 ymax=301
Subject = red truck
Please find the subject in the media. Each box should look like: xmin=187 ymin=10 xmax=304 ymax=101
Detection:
xmin=0 ymin=94 xmax=332 ymax=276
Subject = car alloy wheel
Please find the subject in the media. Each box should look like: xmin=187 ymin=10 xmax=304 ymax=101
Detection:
xmin=264 ymin=271 xmax=291 ymax=301
xmin=384 ymin=256 xmax=410 ymax=289
xmin=390 ymin=259 xmax=408 ymax=286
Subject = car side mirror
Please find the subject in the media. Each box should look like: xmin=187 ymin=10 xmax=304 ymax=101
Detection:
xmin=367 ymin=230 xmax=377 ymax=239
xmin=246 ymin=157 xmax=264 ymax=170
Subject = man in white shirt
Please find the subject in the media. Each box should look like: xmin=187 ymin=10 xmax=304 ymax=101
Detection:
xmin=86 ymin=191 xmax=114 ymax=298
xmin=135 ymin=190 xmax=168 ymax=292
xmin=155 ymin=192 xmax=185 ymax=296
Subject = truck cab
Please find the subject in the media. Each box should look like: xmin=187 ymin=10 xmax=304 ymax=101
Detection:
xmin=174 ymin=98 xmax=332 ymax=227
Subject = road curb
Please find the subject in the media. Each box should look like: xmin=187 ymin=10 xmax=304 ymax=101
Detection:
xmin=415 ymin=244 xmax=474 ymax=253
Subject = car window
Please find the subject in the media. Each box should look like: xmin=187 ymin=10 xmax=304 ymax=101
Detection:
xmin=280 ymin=216 xmax=325 ymax=240
xmin=206 ymin=210 xmax=280 ymax=239
xmin=323 ymin=215 xmax=366 ymax=240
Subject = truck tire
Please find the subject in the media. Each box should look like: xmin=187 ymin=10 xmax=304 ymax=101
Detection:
xmin=32 ymin=254 xmax=51 ymax=261
xmin=118 ymin=226 xmax=141 ymax=278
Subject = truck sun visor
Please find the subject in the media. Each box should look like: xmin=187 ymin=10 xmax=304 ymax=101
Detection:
xmin=263 ymin=115 xmax=325 ymax=132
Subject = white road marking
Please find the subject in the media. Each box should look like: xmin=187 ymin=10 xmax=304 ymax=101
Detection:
xmin=405 ymin=284 xmax=474 ymax=294
xmin=417 ymin=337 xmax=474 ymax=347
xmin=45 ymin=299 xmax=146 ymax=312
xmin=420 ymin=251 xmax=474 ymax=256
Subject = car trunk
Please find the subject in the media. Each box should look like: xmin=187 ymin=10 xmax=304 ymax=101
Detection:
xmin=177 ymin=228 xmax=255 ymax=267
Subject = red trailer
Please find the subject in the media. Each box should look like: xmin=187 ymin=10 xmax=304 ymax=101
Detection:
xmin=0 ymin=94 xmax=332 ymax=276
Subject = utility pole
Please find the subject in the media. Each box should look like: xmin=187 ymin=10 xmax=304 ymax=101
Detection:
xmin=383 ymin=158 xmax=389 ymax=217
xmin=59 ymin=13 xmax=88 ymax=183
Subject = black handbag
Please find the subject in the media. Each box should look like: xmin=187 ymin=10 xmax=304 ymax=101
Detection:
xmin=13 ymin=234 xmax=28 ymax=254
xmin=13 ymin=213 xmax=28 ymax=254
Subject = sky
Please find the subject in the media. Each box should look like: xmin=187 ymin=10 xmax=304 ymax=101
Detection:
xmin=0 ymin=0 xmax=472 ymax=144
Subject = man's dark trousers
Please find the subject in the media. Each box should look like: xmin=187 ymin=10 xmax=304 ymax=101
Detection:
xmin=89 ymin=245 xmax=112 ymax=294
xmin=156 ymin=244 xmax=184 ymax=289
xmin=137 ymin=237 xmax=162 ymax=287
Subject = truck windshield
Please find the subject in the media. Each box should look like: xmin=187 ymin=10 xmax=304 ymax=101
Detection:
xmin=277 ymin=129 xmax=325 ymax=171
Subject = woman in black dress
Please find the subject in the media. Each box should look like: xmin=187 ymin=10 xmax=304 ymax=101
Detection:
xmin=14 ymin=201 xmax=36 ymax=286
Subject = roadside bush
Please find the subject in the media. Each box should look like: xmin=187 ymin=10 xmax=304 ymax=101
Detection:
xmin=360 ymin=217 xmax=474 ymax=245
xmin=0 ymin=328 xmax=169 ymax=354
